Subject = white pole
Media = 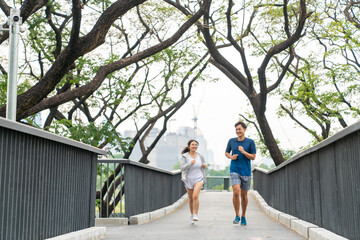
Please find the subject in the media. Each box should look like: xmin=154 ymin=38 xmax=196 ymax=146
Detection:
xmin=6 ymin=8 xmax=22 ymax=121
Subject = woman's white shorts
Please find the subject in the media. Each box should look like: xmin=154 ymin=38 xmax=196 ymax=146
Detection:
xmin=184 ymin=177 xmax=204 ymax=190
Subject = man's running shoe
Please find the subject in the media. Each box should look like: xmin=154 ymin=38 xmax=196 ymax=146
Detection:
xmin=233 ymin=216 xmax=240 ymax=224
xmin=241 ymin=216 xmax=247 ymax=225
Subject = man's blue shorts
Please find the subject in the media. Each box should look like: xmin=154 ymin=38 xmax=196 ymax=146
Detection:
xmin=230 ymin=172 xmax=251 ymax=191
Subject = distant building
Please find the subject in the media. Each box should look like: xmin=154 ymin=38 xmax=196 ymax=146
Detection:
xmin=206 ymin=149 xmax=214 ymax=165
xmin=34 ymin=112 xmax=42 ymax=127
xmin=123 ymin=126 xmax=212 ymax=171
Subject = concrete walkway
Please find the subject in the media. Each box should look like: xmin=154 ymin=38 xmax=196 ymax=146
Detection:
xmin=102 ymin=191 xmax=305 ymax=240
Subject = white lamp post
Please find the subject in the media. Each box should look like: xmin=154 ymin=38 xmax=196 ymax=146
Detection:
xmin=1 ymin=8 xmax=22 ymax=121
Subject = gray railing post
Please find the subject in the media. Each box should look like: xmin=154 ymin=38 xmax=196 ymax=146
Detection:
xmin=224 ymin=177 xmax=229 ymax=191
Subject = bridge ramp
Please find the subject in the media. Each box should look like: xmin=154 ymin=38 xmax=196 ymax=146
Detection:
xmin=103 ymin=191 xmax=305 ymax=240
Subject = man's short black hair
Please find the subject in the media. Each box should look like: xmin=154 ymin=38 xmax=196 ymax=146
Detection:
xmin=235 ymin=121 xmax=247 ymax=129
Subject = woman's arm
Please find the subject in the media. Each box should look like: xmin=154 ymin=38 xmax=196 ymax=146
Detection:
xmin=199 ymin=154 xmax=207 ymax=168
xmin=180 ymin=155 xmax=192 ymax=171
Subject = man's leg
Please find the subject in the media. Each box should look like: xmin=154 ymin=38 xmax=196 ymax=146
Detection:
xmin=239 ymin=175 xmax=251 ymax=225
xmin=232 ymin=184 xmax=240 ymax=217
xmin=240 ymin=189 xmax=248 ymax=217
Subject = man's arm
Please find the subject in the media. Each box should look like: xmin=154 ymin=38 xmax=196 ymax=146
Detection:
xmin=238 ymin=146 xmax=256 ymax=160
xmin=225 ymin=152 xmax=238 ymax=160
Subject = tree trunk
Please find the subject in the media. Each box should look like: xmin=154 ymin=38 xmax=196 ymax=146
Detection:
xmin=250 ymin=96 xmax=285 ymax=166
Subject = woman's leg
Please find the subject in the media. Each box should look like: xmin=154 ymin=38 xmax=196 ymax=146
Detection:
xmin=185 ymin=187 xmax=194 ymax=214
xmin=192 ymin=181 xmax=203 ymax=215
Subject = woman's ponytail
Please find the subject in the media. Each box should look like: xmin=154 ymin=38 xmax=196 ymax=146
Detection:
xmin=181 ymin=139 xmax=199 ymax=154
xmin=181 ymin=147 xmax=190 ymax=154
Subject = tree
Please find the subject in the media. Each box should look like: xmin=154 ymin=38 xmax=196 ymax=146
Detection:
xmin=240 ymin=112 xmax=297 ymax=159
xmin=0 ymin=0 xmax=214 ymax=159
xmin=0 ymin=0 xmax=210 ymax=120
xmin=167 ymin=0 xmax=312 ymax=166
xmin=277 ymin=0 xmax=360 ymax=143
xmin=94 ymin=46 xmax=211 ymax=217
xmin=1 ymin=0 xmax=213 ymax=217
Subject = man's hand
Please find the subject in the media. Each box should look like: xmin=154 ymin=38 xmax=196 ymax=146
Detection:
xmin=230 ymin=154 xmax=238 ymax=160
xmin=238 ymin=146 xmax=245 ymax=154
xmin=238 ymin=146 xmax=256 ymax=161
xmin=202 ymin=164 xmax=207 ymax=168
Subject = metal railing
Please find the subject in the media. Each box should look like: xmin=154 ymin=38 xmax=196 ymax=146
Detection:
xmin=96 ymin=159 xmax=186 ymax=218
xmin=204 ymin=176 xmax=230 ymax=191
xmin=97 ymin=160 xmax=125 ymax=218
xmin=253 ymin=121 xmax=360 ymax=240
xmin=0 ymin=117 xmax=105 ymax=240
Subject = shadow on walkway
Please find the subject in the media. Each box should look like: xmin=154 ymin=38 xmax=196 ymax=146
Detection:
xmin=102 ymin=191 xmax=305 ymax=240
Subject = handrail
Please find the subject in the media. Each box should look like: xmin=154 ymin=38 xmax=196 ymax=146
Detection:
xmin=252 ymin=120 xmax=360 ymax=239
xmin=98 ymin=158 xmax=180 ymax=175
xmin=96 ymin=158 xmax=185 ymax=218
xmin=263 ymin=120 xmax=360 ymax=174
xmin=204 ymin=175 xmax=230 ymax=191
xmin=0 ymin=116 xmax=103 ymax=239
xmin=0 ymin=116 xmax=106 ymax=155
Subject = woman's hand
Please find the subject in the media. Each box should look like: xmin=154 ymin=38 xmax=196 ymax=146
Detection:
xmin=191 ymin=159 xmax=196 ymax=165
xmin=202 ymin=164 xmax=207 ymax=169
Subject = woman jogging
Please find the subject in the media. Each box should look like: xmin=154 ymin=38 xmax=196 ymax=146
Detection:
xmin=180 ymin=139 xmax=207 ymax=224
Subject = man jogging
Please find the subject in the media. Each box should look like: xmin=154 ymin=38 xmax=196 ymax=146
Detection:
xmin=225 ymin=121 xmax=256 ymax=225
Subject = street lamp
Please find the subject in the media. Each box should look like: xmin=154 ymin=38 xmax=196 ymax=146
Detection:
xmin=0 ymin=8 xmax=22 ymax=121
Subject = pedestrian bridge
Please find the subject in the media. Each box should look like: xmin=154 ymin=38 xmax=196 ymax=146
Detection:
xmin=1 ymin=118 xmax=359 ymax=240
xmin=102 ymin=191 xmax=306 ymax=240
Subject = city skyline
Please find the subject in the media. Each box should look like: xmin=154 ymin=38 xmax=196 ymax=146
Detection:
xmin=123 ymin=126 xmax=215 ymax=171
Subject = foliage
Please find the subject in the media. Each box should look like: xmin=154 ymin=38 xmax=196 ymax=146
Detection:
xmin=0 ymin=0 xmax=212 ymax=160
xmin=173 ymin=160 xmax=180 ymax=170
xmin=205 ymin=165 xmax=229 ymax=190
xmin=0 ymin=74 xmax=33 ymax=108
xmin=275 ymin=1 xmax=360 ymax=142
xmin=237 ymin=112 xmax=297 ymax=161
xmin=1 ymin=1 xmax=359 ymax=174
xmin=0 ymin=0 xmax=212 ymax=217
xmin=253 ymin=163 xmax=276 ymax=171
xmin=207 ymin=165 xmax=230 ymax=176
xmin=49 ymin=119 xmax=132 ymax=154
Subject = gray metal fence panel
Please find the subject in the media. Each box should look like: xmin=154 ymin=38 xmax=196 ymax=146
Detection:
xmin=203 ymin=176 xmax=230 ymax=191
xmin=97 ymin=159 xmax=185 ymax=218
xmin=334 ymin=133 xmax=360 ymax=238
xmin=123 ymin=163 xmax=185 ymax=217
xmin=0 ymin=118 xmax=104 ymax=240
xmin=253 ymin=123 xmax=360 ymax=239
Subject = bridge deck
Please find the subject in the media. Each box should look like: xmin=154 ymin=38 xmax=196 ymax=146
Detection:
xmin=103 ymin=191 xmax=305 ymax=240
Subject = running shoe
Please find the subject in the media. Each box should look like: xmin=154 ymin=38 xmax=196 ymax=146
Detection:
xmin=193 ymin=214 xmax=199 ymax=221
xmin=233 ymin=216 xmax=240 ymax=224
xmin=241 ymin=216 xmax=247 ymax=225
xmin=190 ymin=215 xmax=194 ymax=224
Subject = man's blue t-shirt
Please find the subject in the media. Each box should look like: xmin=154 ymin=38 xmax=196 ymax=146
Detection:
xmin=226 ymin=137 xmax=256 ymax=176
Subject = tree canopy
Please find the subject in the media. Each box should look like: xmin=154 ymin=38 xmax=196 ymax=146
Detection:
xmin=1 ymin=0 xmax=359 ymax=166
xmin=0 ymin=0 xmax=213 ymax=160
